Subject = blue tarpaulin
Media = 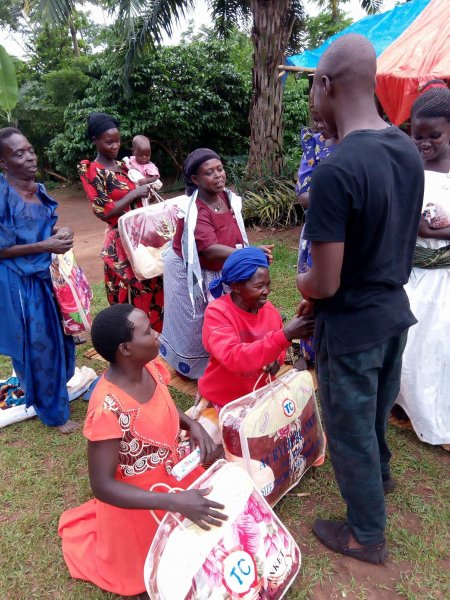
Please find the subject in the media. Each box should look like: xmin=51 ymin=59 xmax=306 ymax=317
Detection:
xmin=286 ymin=0 xmax=432 ymax=70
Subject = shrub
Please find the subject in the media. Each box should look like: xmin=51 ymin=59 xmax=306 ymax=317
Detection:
xmin=241 ymin=178 xmax=302 ymax=228
xmin=48 ymin=35 xmax=251 ymax=179
xmin=282 ymin=76 xmax=310 ymax=179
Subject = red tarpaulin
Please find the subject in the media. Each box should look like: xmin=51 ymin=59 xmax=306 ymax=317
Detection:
xmin=376 ymin=0 xmax=450 ymax=125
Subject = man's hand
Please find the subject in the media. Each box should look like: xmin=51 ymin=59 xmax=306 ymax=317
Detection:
xmin=283 ymin=315 xmax=315 ymax=341
xmin=297 ymin=299 xmax=315 ymax=317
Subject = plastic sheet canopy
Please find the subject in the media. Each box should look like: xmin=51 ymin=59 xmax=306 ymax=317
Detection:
xmin=376 ymin=0 xmax=450 ymax=125
xmin=287 ymin=0 xmax=450 ymax=125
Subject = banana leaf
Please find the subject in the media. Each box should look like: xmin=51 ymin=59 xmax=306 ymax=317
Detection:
xmin=0 ymin=46 xmax=19 ymax=121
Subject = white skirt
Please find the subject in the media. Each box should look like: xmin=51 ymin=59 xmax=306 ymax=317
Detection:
xmin=397 ymin=265 xmax=450 ymax=445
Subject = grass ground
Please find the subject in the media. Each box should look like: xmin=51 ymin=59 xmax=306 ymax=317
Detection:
xmin=0 ymin=241 xmax=449 ymax=600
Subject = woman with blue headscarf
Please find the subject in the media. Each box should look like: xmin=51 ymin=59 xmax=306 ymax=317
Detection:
xmin=160 ymin=148 xmax=273 ymax=380
xmin=197 ymin=248 xmax=314 ymax=416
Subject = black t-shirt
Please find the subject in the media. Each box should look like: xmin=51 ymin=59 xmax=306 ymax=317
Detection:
xmin=303 ymin=127 xmax=424 ymax=355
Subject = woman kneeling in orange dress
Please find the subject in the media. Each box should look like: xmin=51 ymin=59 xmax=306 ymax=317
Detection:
xmin=58 ymin=304 xmax=226 ymax=597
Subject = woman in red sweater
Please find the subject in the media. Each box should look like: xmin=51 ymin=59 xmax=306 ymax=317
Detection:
xmin=195 ymin=248 xmax=314 ymax=430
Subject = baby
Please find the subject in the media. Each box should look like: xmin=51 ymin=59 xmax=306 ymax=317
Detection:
xmin=422 ymin=202 xmax=450 ymax=229
xmin=124 ymin=135 xmax=163 ymax=191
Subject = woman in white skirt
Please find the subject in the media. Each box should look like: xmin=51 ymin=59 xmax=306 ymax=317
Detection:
xmin=395 ymin=80 xmax=450 ymax=448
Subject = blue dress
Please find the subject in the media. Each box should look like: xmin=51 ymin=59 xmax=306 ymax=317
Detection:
xmin=296 ymin=130 xmax=337 ymax=366
xmin=0 ymin=175 xmax=75 ymax=426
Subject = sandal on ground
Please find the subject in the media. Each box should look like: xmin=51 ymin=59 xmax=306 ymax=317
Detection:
xmin=312 ymin=519 xmax=388 ymax=565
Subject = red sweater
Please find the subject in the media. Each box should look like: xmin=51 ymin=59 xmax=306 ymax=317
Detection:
xmin=198 ymin=294 xmax=290 ymax=407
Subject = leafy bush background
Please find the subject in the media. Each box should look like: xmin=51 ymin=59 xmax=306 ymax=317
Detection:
xmin=2 ymin=26 xmax=310 ymax=187
xmin=48 ymin=35 xmax=253 ymax=178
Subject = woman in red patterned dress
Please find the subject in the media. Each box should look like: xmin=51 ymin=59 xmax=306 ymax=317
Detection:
xmin=78 ymin=112 xmax=164 ymax=332
xmin=59 ymin=304 xmax=226 ymax=596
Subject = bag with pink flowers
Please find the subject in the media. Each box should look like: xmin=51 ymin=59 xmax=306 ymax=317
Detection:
xmin=144 ymin=460 xmax=300 ymax=600
xmin=50 ymin=250 xmax=93 ymax=336
xmin=118 ymin=194 xmax=188 ymax=280
xmin=219 ymin=369 xmax=325 ymax=507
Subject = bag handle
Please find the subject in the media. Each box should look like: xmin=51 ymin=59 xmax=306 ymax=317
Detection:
xmin=152 ymin=191 xmax=164 ymax=204
xmin=252 ymin=371 xmax=271 ymax=393
xmin=142 ymin=187 xmax=164 ymax=207
xmin=148 ymin=482 xmax=186 ymax=529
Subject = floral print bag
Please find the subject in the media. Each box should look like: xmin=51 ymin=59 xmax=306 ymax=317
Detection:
xmin=219 ymin=370 xmax=325 ymax=507
xmin=144 ymin=460 xmax=301 ymax=599
xmin=50 ymin=250 xmax=93 ymax=336
xmin=118 ymin=195 xmax=187 ymax=280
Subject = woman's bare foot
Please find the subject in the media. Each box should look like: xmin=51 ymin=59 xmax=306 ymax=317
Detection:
xmin=55 ymin=419 xmax=79 ymax=434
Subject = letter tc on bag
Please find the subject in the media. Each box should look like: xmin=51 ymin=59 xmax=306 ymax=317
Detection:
xmin=223 ymin=550 xmax=257 ymax=594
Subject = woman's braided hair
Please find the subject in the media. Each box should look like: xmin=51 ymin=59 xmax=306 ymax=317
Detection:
xmin=411 ymin=79 xmax=450 ymax=123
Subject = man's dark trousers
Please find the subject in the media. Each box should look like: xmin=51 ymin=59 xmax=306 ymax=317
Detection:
xmin=316 ymin=326 xmax=408 ymax=545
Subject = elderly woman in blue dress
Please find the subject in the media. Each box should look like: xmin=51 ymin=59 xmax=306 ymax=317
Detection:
xmin=160 ymin=148 xmax=273 ymax=380
xmin=0 ymin=127 xmax=77 ymax=433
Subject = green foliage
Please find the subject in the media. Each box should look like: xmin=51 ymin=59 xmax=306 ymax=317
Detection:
xmin=282 ymin=76 xmax=310 ymax=179
xmin=242 ymin=179 xmax=301 ymax=228
xmin=26 ymin=22 xmax=77 ymax=74
xmin=31 ymin=0 xmax=78 ymax=25
xmin=0 ymin=46 xmax=19 ymax=123
xmin=360 ymin=0 xmax=384 ymax=14
xmin=48 ymin=33 xmax=251 ymax=178
xmin=0 ymin=0 xmax=23 ymax=31
xmin=1 ymin=13 xmax=99 ymax=173
xmin=285 ymin=0 xmax=307 ymax=55
xmin=43 ymin=67 xmax=90 ymax=107
xmin=224 ymin=75 xmax=309 ymax=191
xmin=304 ymin=10 xmax=353 ymax=49
xmin=8 ymin=80 xmax=62 ymax=172
xmin=5 ymin=61 xmax=91 ymax=174
xmin=218 ymin=28 xmax=252 ymax=89
xmin=221 ymin=154 xmax=248 ymax=189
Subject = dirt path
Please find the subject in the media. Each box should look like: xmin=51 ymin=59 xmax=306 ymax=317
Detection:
xmin=53 ymin=185 xmax=106 ymax=283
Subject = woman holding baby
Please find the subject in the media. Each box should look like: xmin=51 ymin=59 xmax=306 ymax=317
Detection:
xmin=78 ymin=113 xmax=164 ymax=332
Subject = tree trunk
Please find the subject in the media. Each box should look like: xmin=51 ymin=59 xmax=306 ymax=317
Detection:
xmin=331 ymin=0 xmax=339 ymax=24
xmin=247 ymin=0 xmax=296 ymax=177
xmin=69 ymin=18 xmax=80 ymax=57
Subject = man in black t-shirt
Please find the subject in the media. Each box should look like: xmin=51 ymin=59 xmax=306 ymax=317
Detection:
xmin=297 ymin=34 xmax=423 ymax=564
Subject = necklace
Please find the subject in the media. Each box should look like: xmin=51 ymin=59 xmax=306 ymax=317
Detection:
xmin=206 ymin=198 xmax=223 ymax=212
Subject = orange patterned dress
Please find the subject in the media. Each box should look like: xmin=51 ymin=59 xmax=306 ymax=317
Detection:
xmin=58 ymin=360 xmax=203 ymax=596
xmin=78 ymin=159 xmax=163 ymax=332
